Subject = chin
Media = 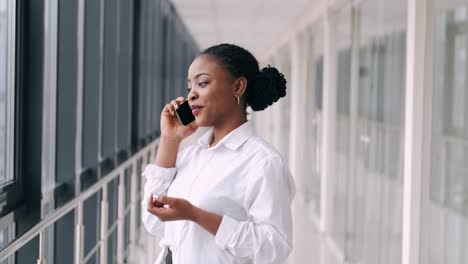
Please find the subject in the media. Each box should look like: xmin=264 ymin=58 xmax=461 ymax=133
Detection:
xmin=194 ymin=117 xmax=211 ymax=127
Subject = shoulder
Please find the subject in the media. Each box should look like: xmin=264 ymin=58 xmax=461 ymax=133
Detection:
xmin=243 ymin=135 xmax=283 ymax=160
xmin=242 ymin=136 xmax=296 ymax=201
xmin=241 ymin=135 xmax=288 ymax=176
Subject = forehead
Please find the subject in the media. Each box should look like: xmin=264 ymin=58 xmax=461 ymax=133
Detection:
xmin=188 ymin=54 xmax=225 ymax=79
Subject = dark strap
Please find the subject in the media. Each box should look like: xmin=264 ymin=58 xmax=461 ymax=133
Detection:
xmin=165 ymin=248 xmax=173 ymax=264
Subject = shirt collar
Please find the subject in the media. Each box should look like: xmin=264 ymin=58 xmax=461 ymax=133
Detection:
xmin=197 ymin=121 xmax=254 ymax=151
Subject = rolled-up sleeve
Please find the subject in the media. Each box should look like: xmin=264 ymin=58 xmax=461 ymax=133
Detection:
xmin=214 ymin=155 xmax=296 ymax=264
xmin=141 ymin=164 xmax=177 ymax=238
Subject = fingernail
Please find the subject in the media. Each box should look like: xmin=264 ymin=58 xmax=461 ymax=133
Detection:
xmin=153 ymin=195 xmax=159 ymax=200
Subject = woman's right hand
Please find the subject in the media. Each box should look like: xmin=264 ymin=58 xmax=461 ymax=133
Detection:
xmin=161 ymin=97 xmax=198 ymax=142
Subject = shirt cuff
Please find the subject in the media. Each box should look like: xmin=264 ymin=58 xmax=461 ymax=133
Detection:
xmin=215 ymin=215 xmax=239 ymax=249
xmin=141 ymin=164 xmax=177 ymax=181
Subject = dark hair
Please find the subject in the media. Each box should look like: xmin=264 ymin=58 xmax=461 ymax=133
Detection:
xmin=200 ymin=43 xmax=287 ymax=111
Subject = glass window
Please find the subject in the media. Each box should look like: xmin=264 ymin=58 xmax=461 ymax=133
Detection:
xmin=423 ymin=2 xmax=468 ymax=264
xmin=304 ymin=22 xmax=324 ymax=219
xmin=276 ymin=47 xmax=292 ymax=164
xmin=0 ymin=222 xmax=15 ymax=264
xmin=351 ymin=0 xmax=407 ymax=263
xmin=0 ymin=0 xmax=14 ymax=186
xmin=332 ymin=5 xmax=353 ymax=251
xmin=332 ymin=0 xmax=407 ymax=262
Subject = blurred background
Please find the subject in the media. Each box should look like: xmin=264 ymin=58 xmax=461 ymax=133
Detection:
xmin=0 ymin=0 xmax=467 ymax=263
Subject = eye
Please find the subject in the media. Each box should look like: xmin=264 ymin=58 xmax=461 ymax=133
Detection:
xmin=198 ymin=81 xmax=209 ymax=87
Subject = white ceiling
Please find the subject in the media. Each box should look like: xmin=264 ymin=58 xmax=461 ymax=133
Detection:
xmin=170 ymin=0 xmax=312 ymax=59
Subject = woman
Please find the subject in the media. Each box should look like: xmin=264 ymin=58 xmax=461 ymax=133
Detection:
xmin=142 ymin=43 xmax=296 ymax=264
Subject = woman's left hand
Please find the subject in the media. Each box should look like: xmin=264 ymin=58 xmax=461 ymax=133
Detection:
xmin=147 ymin=194 xmax=198 ymax=222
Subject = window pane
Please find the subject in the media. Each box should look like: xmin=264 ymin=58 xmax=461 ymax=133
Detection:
xmin=333 ymin=1 xmax=407 ymax=262
xmin=423 ymin=2 xmax=468 ymax=264
xmin=0 ymin=223 xmax=14 ymax=264
xmin=350 ymin=0 xmax=407 ymax=262
xmin=0 ymin=0 xmax=7 ymax=184
xmin=304 ymin=23 xmax=323 ymax=218
xmin=333 ymin=5 xmax=352 ymax=251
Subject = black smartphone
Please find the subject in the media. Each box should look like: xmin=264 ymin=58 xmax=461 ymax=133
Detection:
xmin=175 ymin=101 xmax=195 ymax=126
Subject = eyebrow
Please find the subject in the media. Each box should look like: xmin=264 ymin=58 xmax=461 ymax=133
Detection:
xmin=187 ymin=73 xmax=210 ymax=82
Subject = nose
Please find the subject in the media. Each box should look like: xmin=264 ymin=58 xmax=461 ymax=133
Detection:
xmin=188 ymin=89 xmax=198 ymax=102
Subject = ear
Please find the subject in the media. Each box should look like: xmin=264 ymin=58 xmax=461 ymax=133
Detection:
xmin=233 ymin=76 xmax=248 ymax=97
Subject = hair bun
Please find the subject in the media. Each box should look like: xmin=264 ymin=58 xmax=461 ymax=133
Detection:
xmin=246 ymin=65 xmax=287 ymax=111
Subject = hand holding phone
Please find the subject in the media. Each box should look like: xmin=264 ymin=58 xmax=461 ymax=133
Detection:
xmin=175 ymin=101 xmax=195 ymax=126
xmin=160 ymin=98 xmax=198 ymax=141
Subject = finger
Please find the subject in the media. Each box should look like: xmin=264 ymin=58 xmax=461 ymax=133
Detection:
xmin=148 ymin=205 xmax=175 ymax=221
xmin=170 ymin=100 xmax=179 ymax=111
xmin=175 ymin=97 xmax=186 ymax=104
xmin=147 ymin=193 xmax=155 ymax=210
xmin=155 ymin=195 xmax=176 ymax=206
xmin=164 ymin=104 xmax=175 ymax=116
xmin=147 ymin=204 xmax=165 ymax=217
xmin=152 ymin=194 xmax=165 ymax=208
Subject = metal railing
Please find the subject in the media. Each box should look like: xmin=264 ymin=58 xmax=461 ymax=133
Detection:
xmin=0 ymin=138 xmax=160 ymax=264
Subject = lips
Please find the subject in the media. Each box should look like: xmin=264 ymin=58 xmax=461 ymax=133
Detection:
xmin=190 ymin=105 xmax=203 ymax=116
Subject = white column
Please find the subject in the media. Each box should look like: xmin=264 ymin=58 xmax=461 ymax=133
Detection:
xmin=289 ymin=33 xmax=307 ymax=192
xmin=288 ymin=32 xmax=308 ymax=264
xmin=401 ymin=0 xmax=430 ymax=264
xmin=320 ymin=6 xmax=338 ymax=234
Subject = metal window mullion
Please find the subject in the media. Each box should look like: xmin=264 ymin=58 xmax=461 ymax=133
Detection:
xmin=127 ymin=0 xmax=134 ymax=149
xmin=41 ymin=0 xmax=59 ymax=263
xmin=401 ymin=0 xmax=431 ymax=264
xmin=74 ymin=1 xmax=86 ymax=263
xmin=75 ymin=0 xmax=85 ymax=193
xmin=41 ymin=0 xmax=58 ymax=209
xmin=97 ymin=0 xmax=106 ymax=168
xmin=114 ymin=0 xmax=121 ymax=158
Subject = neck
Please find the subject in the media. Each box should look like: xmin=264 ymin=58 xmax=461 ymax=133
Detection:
xmin=210 ymin=114 xmax=247 ymax=148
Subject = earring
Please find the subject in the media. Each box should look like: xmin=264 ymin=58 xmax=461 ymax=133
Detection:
xmin=236 ymin=96 xmax=240 ymax=105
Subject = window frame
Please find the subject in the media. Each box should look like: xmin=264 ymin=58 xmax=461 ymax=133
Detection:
xmin=0 ymin=0 xmax=22 ymax=216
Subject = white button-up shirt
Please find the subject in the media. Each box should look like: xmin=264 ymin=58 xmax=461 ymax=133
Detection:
xmin=142 ymin=121 xmax=296 ymax=264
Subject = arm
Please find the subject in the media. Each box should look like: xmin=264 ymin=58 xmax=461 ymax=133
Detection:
xmin=142 ymin=97 xmax=198 ymax=237
xmin=147 ymin=195 xmax=223 ymax=236
xmin=147 ymin=155 xmax=296 ymax=263
xmin=154 ymin=135 xmax=181 ymax=168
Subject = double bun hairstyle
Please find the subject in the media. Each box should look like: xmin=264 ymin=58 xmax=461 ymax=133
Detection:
xmin=200 ymin=43 xmax=287 ymax=111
